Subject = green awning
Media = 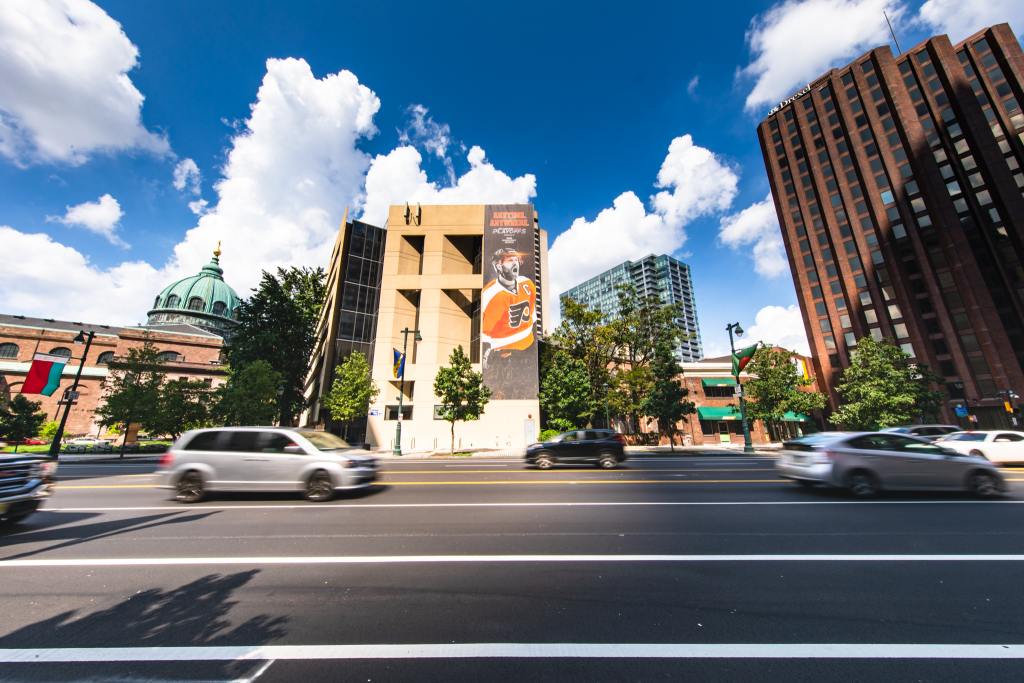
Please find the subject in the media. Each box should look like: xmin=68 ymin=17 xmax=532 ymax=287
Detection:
xmin=697 ymin=406 xmax=741 ymax=420
xmin=782 ymin=411 xmax=812 ymax=422
xmin=701 ymin=378 xmax=737 ymax=388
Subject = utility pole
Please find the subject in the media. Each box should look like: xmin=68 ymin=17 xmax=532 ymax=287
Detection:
xmin=48 ymin=329 xmax=94 ymax=459
xmin=393 ymin=327 xmax=422 ymax=456
xmin=726 ymin=322 xmax=754 ymax=455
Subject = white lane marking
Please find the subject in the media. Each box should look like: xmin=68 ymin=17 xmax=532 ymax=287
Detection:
xmin=1 ymin=643 xmax=1023 ymax=662
xmin=3 ymin=554 xmax=1024 ymax=568
xmin=45 ymin=500 xmax=1024 ymax=512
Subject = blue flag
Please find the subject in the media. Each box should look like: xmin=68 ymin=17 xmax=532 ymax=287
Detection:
xmin=392 ymin=348 xmax=405 ymax=379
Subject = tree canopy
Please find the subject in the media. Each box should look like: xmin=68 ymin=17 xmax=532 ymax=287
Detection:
xmin=95 ymin=342 xmax=167 ymax=436
xmin=213 ymin=360 xmax=282 ymax=426
xmin=744 ymin=346 xmax=826 ymax=439
xmin=434 ymin=345 xmax=491 ymax=454
xmin=830 ymin=337 xmax=944 ymax=430
xmin=323 ymin=351 xmax=379 ymax=430
xmin=0 ymin=395 xmax=46 ymax=451
xmin=151 ymin=378 xmax=213 ymax=439
xmin=640 ymin=343 xmax=695 ymax=450
xmin=226 ymin=266 xmax=326 ymax=425
xmin=539 ymin=350 xmax=591 ymax=431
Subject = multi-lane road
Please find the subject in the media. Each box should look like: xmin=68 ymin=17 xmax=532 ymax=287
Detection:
xmin=2 ymin=452 xmax=1024 ymax=681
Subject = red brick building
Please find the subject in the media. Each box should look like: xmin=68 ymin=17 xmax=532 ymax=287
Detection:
xmin=0 ymin=315 xmax=227 ymax=437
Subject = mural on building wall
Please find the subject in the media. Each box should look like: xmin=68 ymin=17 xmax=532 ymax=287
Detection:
xmin=481 ymin=204 xmax=539 ymax=400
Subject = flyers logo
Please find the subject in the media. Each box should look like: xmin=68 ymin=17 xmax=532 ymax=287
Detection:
xmin=508 ymin=301 xmax=531 ymax=327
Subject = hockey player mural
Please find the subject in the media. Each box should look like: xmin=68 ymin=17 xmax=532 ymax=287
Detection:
xmin=481 ymin=204 xmax=540 ymax=400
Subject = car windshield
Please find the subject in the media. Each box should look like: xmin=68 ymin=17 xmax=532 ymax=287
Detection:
xmin=942 ymin=433 xmax=987 ymax=442
xmin=880 ymin=427 xmax=910 ymax=433
xmin=299 ymin=431 xmax=352 ymax=451
xmin=787 ymin=432 xmax=850 ymax=447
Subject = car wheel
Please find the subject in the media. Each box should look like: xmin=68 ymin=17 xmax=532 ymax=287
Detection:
xmin=305 ymin=470 xmax=335 ymax=502
xmin=598 ymin=454 xmax=618 ymax=469
xmin=968 ymin=471 xmax=1001 ymax=498
xmin=175 ymin=471 xmax=205 ymax=504
xmin=846 ymin=471 xmax=879 ymax=498
xmin=535 ymin=453 xmax=554 ymax=470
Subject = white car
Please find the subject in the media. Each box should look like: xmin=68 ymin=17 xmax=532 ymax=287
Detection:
xmin=937 ymin=431 xmax=1024 ymax=465
xmin=66 ymin=437 xmax=111 ymax=445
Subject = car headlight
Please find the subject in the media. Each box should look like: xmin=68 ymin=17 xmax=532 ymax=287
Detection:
xmin=340 ymin=459 xmax=354 ymax=469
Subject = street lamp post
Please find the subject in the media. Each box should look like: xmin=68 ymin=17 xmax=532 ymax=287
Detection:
xmin=726 ymin=322 xmax=754 ymax=455
xmin=393 ymin=327 xmax=422 ymax=456
xmin=602 ymin=382 xmax=611 ymax=430
xmin=48 ymin=329 xmax=95 ymax=459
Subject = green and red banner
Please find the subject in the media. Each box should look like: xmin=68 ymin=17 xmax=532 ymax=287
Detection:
xmin=22 ymin=353 xmax=68 ymax=396
xmin=732 ymin=343 xmax=759 ymax=376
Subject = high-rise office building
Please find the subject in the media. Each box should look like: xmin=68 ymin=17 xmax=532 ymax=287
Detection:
xmin=758 ymin=23 xmax=1024 ymax=426
xmin=560 ymin=254 xmax=703 ymax=361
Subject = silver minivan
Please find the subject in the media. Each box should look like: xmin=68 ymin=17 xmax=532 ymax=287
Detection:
xmin=776 ymin=431 xmax=1005 ymax=497
xmin=158 ymin=427 xmax=378 ymax=503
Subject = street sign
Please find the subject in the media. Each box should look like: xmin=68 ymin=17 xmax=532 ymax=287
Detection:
xmin=369 ymin=408 xmax=380 ymax=417
xmin=954 ymin=404 xmax=968 ymax=418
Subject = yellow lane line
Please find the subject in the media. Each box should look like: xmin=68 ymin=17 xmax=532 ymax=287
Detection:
xmin=384 ymin=479 xmax=782 ymax=486
xmin=381 ymin=468 xmax=771 ymax=474
xmin=56 ymin=484 xmax=160 ymax=489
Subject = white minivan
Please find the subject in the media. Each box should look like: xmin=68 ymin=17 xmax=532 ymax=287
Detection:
xmin=158 ymin=427 xmax=378 ymax=503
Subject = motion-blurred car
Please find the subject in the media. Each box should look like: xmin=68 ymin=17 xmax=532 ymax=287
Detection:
xmin=0 ymin=454 xmax=57 ymax=524
xmin=880 ymin=425 xmax=960 ymax=441
xmin=10 ymin=438 xmax=46 ymax=446
xmin=525 ymin=429 xmax=626 ymax=469
xmin=936 ymin=430 xmax=1024 ymax=465
xmin=777 ymin=431 xmax=1004 ymax=497
xmin=158 ymin=427 xmax=378 ymax=503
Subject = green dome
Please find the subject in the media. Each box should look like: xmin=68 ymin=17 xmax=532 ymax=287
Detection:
xmin=146 ymin=247 xmax=241 ymax=338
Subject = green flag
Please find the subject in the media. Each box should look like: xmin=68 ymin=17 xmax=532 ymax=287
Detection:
xmin=732 ymin=343 xmax=759 ymax=376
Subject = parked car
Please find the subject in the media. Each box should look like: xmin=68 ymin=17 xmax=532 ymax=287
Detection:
xmin=776 ymin=431 xmax=1004 ymax=497
xmin=936 ymin=430 xmax=1024 ymax=465
xmin=0 ymin=454 xmax=57 ymax=524
xmin=158 ymin=427 xmax=378 ymax=503
xmin=525 ymin=429 xmax=627 ymax=469
xmin=65 ymin=437 xmax=111 ymax=446
xmin=10 ymin=438 xmax=46 ymax=446
xmin=880 ymin=425 xmax=960 ymax=441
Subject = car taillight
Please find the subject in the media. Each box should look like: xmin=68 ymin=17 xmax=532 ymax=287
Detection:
xmin=813 ymin=450 xmax=835 ymax=464
xmin=159 ymin=452 xmax=175 ymax=469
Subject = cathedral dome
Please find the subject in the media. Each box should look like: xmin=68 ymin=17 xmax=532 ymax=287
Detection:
xmin=146 ymin=244 xmax=241 ymax=338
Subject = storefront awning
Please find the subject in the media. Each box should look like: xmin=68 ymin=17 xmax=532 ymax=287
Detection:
xmin=697 ymin=406 xmax=741 ymax=420
xmin=782 ymin=411 xmax=812 ymax=422
xmin=701 ymin=378 xmax=737 ymax=388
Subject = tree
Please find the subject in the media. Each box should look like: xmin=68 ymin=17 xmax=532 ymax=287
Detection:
xmin=227 ymin=266 xmax=326 ymax=426
xmin=0 ymin=396 xmax=46 ymax=452
xmin=830 ymin=337 xmax=945 ymax=430
xmin=549 ymin=298 xmax=616 ymax=426
xmin=39 ymin=420 xmax=59 ymax=442
xmin=152 ymin=379 xmax=213 ymax=439
xmin=322 ymin=351 xmax=379 ymax=437
xmin=744 ymin=347 xmax=827 ymax=440
xmin=213 ymin=361 xmax=282 ymax=426
xmin=640 ymin=344 xmax=694 ymax=451
xmin=95 ymin=343 xmax=167 ymax=437
xmin=434 ymin=345 xmax=491 ymax=455
xmin=539 ymin=351 xmax=592 ymax=430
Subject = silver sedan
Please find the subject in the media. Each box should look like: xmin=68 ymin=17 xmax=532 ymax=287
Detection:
xmin=776 ymin=431 xmax=1005 ymax=497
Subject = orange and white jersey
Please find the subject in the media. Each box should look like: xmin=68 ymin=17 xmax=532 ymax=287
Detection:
xmin=481 ymin=276 xmax=536 ymax=351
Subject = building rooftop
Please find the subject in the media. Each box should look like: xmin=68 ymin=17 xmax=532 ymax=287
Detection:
xmin=0 ymin=314 xmax=223 ymax=340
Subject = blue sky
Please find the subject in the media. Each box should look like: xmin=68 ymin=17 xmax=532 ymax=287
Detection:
xmin=1 ymin=0 xmax=1020 ymax=356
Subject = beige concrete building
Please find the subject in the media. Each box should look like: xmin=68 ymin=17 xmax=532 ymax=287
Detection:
xmin=366 ymin=204 xmax=551 ymax=453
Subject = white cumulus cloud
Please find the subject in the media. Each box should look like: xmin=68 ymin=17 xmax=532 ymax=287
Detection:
xmin=549 ymin=134 xmax=738 ymax=299
xmin=0 ymin=0 xmax=169 ymax=165
xmin=719 ymin=194 xmax=788 ymax=278
xmin=173 ymin=157 xmax=209 ymax=215
xmin=360 ymin=144 xmax=536 ymax=228
xmin=47 ymin=193 xmax=127 ymax=248
xmin=917 ymin=0 xmax=1024 ymax=42
xmin=744 ymin=304 xmax=811 ymax=355
xmin=741 ymin=0 xmax=903 ymax=112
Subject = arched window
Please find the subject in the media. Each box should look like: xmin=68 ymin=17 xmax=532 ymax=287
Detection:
xmin=157 ymin=351 xmax=182 ymax=362
xmin=187 ymin=297 xmax=204 ymax=311
xmin=153 ymin=296 xmax=161 ymax=308
xmin=212 ymin=301 xmax=227 ymax=316
xmin=49 ymin=347 xmax=72 ymax=358
xmin=165 ymin=294 xmax=180 ymax=307
xmin=97 ymin=351 xmax=115 ymax=365
xmin=0 ymin=343 xmax=18 ymax=359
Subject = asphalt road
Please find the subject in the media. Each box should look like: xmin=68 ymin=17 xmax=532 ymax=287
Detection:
xmin=2 ymin=453 xmax=1024 ymax=682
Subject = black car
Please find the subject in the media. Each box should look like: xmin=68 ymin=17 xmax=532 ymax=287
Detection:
xmin=525 ymin=429 xmax=627 ymax=469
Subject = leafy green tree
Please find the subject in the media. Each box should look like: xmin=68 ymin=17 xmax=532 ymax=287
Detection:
xmin=213 ymin=361 xmax=282 ymax=426
xmin=640 ymin=344 xmax=694 ymax=451
xmin=539 ymin=351 xmax=592 ymax=429
xmin=152 ymin=378 xmax=213 ymax=439
xmin=745 ymin=347 xmax=827 ymax=440
xmin=0 ymin=395 xmax=47 ymax=452
xmin=39 ymin=420 xmax=59 ymax=442
xmin=434 ymin=345 xmax=491 ymax=455
xmin=95 ymin=343 xmax=167 ymax=437
xmin=322 ymin=352 xmax=379 ymax=437
xmin=830 ymin=337 xmax=945 ymax=430
xmin=549 ymin=298 xmax=616 ymax=425
xmin=227 ymin=266 xmax=326 ymax=426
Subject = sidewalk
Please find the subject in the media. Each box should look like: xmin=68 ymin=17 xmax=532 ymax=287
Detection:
xmin=55 ymin=452 xmax=164 ymax=464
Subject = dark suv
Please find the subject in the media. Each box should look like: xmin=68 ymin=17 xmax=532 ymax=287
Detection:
xmin=525 ymin=429 xmax=627 ymax=469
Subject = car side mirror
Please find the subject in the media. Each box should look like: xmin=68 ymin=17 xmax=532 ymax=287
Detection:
xmin=284 ymin=445 xmax=304 ymax=454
